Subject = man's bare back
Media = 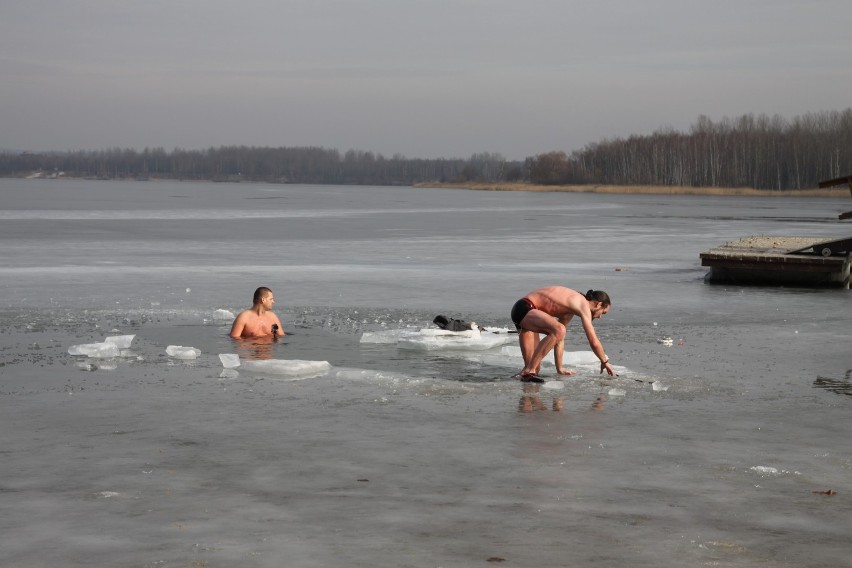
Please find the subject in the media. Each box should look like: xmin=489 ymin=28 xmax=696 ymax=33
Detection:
xmin=525 ymin=286 xmax=588 ymax=321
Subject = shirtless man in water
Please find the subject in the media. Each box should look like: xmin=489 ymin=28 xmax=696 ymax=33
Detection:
xmin=229 ymin=287 xmax=285 ymax=339
xmin=510 ymin=286 xmax=614 ymax=381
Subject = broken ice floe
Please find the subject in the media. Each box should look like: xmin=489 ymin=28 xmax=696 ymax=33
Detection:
xmin=105 ymin=335 xmax=135 ymax=349
xmin=165 ymin=345 xmax=201 ymax=360
xmin=69 ymin=342 xmax=120 ymax=358
xmin=361 ymin=327 xmax=515 ymax=351
xmin=68 ymin=334 xmax=136 ymax=358
xmin=218 ymin=353 xmax=331 ymax=378
xmin=212 ymin=309 xmax=235 ymax=321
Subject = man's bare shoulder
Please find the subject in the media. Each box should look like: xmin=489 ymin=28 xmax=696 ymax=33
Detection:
xmin=535 ymin=285 xmax=578 ymax=297
xmin=235 ymin=308 xmax=261 ymax=320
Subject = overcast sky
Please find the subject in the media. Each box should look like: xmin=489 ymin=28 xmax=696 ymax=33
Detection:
xmin=3 ymin=1 xmax=851 ymax=160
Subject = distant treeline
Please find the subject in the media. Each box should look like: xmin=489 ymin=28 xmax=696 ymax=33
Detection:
xmin=528 ymin=109 xmax=852 ymax=190
xmin=3 ymin=109 xmax=850 ymax=190
xmin=0 ymin=146 xmax=520 ymax=186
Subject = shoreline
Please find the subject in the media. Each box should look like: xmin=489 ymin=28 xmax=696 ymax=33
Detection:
xmin=8 ymin=175 xmax=851 ymax=198
xmin=414 ymin=181 xmax=850 ymax=198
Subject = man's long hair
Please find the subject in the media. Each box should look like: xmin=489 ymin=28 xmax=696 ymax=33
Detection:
xmin=585 ymin=290 xmax=611 ymax=306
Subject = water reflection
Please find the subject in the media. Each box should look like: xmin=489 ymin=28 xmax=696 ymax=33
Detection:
xmin=516 ymin=382 xmax=609 ymax=413
xmin=517 ymin=382 xmax=564 ymax=413
xmin=231 ymin=335 xmax=282 ymax=360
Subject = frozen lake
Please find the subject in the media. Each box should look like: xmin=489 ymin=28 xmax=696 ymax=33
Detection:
xmin=1 ymin=178 xmax=850 ymax=567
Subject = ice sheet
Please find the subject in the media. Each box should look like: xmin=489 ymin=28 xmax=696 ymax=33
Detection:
xmin=239 ymin=359 xmax=331 ymax=377
xmin=361 ymin=327 xmax=515 ymax=351
xmin=218 ymin=353 xmax=331 ymax=377
xmin=4 ymin=180 xmax=852 ymax=568
xmin=500 ymin=346 xmax=602 ymax=366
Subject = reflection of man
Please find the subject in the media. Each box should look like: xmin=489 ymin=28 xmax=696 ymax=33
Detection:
xmin=511 ymin=286 xmax=614 ymax=381
xmin=234 ymin=336 xmax=277 ymax=360
xmin=517 ymin=383 xmax=564 ymax=413
xmin=229 ymin=287 xmax=285 ymax=340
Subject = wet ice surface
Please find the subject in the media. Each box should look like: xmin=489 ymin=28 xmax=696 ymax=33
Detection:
xmin=2 ymin=305 xmax=850 ymax=568
xmin=2 ymin=180 xmax=851 ymax=567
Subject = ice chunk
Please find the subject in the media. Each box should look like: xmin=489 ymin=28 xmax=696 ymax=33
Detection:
xmin=543 ymin=381 xmax=564 ymax=390
xmin=165 ymin=345 xmax=201 ymax=359
xmin=105 ymin=334 xmax=135 ymax=349
xmin=68 ymin=342 xmax=120 ymax=358
xmin=217 ymin=353 xmax=330 ymax=378
xmin=362 ymin=328 xmax=514 ymax=351
xmin=218 ymin=353 xmax=241 ymax=368
xmin=240 ymin=359 xmax=331 ymax=377
xmin=396 ymin=328 xmax=512 ymax=351
xmin=608 ymin=388 xmax=627 ymax=396
xmin=212 ymin=309 xmax=235 ymax=321
xmin=652 ymin=381 xmax=669 ymax=391
xmin=70 ymin=335 xmax=134 ymax=358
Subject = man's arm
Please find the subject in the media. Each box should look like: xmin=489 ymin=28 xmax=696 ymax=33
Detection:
xmin=553 ymin=313 xmax=575 ymax=375
xmin=553 ymin=337 xmax=575 ymax=376
xmin=580 ymin=314 xmax=614 ymax=376
xmin=229 ymin=312 xmax=247 ymax=339
xmin=271 ymin=313 xmax=285 ymax=336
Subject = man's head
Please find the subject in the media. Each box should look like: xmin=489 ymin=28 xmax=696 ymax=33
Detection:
xmin=585 ymin=290 xmax=611 ymax=319
xmin=253 ymin=286 xmax=274 ymax=306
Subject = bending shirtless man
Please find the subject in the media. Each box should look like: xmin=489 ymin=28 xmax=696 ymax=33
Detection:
xmin=510 ymin=286 xmax=614 ymax=381
xmin=229 ymin=287 xmax=285 ymax=339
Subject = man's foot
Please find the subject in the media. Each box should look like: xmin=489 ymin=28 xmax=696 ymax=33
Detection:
xmin=518 ymin=372 xmax=545 ymax=383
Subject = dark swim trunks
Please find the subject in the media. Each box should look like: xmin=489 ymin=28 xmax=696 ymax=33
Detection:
xmin=511 ymin=298 xmax=536 ymax=329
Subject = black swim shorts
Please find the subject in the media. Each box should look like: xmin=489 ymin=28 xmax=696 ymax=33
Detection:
xmin=511 ymin=298 xmax=536 ymax=329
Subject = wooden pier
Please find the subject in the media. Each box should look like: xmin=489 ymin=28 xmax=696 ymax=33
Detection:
xmin=701 ymin=235 xmax=851 ymax=288
xmin=819 ymin=174 xmax=852 ymax=220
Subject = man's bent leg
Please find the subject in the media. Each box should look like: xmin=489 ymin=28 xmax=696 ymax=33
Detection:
xmin=518 ymin=330 xmax=543 ymax=373
xmin=519 ymin=311 xmax=566 ymax=375
xmin=523 ymin=332 xmax=562 ymax=375
xmin=518 ymin=329 xmax=535 ymax=366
